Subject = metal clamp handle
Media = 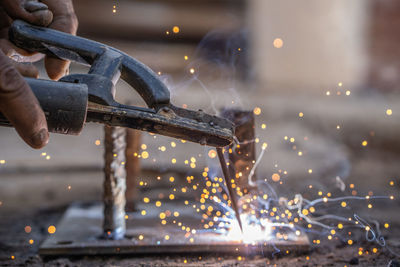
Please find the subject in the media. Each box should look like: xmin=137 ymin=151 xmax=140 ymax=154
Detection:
xmin=9 ymin=20 xmax=170 ymax=109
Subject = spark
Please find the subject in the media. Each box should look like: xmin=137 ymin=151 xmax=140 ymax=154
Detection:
xmin=273 ymin=38 xmax=283 ymax=48
xmin=253 ymin=107 xmax=261 ymax=115
xmin=141 ymin=151 xmax=149 ymax=159
xmin=361 ymin=140 xmax=368 ymax=147
xmin=271 ymin=173 xmax=281 ymax=182
xmin=47 ymin=225 xmax=56 ymax=234
xmin=173 ymin=26 xmax=180 ymax=34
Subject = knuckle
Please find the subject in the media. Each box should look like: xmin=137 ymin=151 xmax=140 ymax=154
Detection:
xmin=0 ymin=62 xmax=26 ymax=96
xmin=56 ymin=13 xmax=78 ymax=34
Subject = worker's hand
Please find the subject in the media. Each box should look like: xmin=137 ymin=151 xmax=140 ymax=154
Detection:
xmin=0 ymin=0 xmax=78 ymax=149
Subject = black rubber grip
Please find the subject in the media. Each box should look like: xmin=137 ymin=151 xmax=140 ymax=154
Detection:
xmin=0 ymin=78 xmax=88 ymax=135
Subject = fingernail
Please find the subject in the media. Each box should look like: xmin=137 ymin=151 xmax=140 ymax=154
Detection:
xmin=31 ymin=128 xmax=49 ymax=148
xmin=32 ymin=10 xmax=53 ymax=26
xmin=25 ymin=1 xmax=49 ymax=12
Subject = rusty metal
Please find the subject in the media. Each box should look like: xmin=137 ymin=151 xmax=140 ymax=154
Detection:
xmin=220 ymin=109 xmax=258 ymax=195
xmin=39 ymin=203 xmax=310 ymax=256
xmin=5 ymin=20 xmax=234 ymax=148
xmin=125 ymin=129 xmax=141 ymax=212
xmin=103 ymin=126 xmax=127 ymax=240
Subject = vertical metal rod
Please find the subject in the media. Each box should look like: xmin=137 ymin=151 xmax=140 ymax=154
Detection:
xmin=103 ymin=126 xmax=127 ymax=240
xmin=102 ymin=61 xmax=126 ymax=240
xmin=125 ymin=129 xmax=141 ymax=212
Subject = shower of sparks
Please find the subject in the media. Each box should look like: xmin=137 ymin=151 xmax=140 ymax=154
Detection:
xmin=108 ymin=98 xmax=400 ymax=258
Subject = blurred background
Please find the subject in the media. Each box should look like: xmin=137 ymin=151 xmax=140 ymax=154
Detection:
xmin=0 ymin=0 xmax=400 ymax=259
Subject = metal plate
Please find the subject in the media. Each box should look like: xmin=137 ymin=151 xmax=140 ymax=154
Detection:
xmin=40 ymin=203 xmax=310 ymax=256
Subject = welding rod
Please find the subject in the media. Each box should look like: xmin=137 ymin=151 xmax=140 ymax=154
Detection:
xmin=216 ymin=147 xmax=243 ymax=233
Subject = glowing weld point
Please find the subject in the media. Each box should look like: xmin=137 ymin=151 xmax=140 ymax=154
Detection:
xmin=226 ymin=214 xmax=272 ymax=244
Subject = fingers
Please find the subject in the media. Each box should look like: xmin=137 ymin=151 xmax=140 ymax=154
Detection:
xmin=40 ymin=0 xmax=78 ymax=80
xmin=44 ymin=57 xmax=69 ymax=80
xmin=0 ymin=50 xmax=48 ymax=149
xmin=1 ymin=0 xmax=53 ymax=27
xmin=11 ymin=61 xmax=39 ymax=78
xmin=23 ymin=1 xmax=53 ymax=26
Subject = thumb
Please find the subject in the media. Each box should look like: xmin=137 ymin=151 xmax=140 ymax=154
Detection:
xmin=0 ymin=50 xmax=48 ymax=149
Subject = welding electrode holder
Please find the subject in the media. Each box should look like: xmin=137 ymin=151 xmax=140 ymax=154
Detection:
xmin=0 ymin=20 xmax=234 ymax=147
